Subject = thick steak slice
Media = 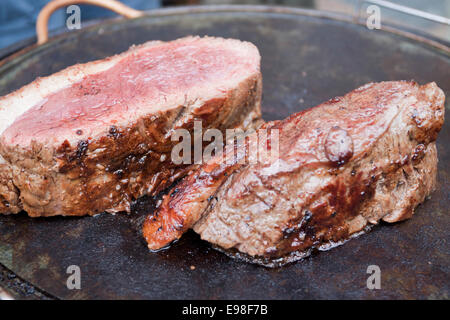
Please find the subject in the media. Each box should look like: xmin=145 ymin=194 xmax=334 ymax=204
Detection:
xmin=0 ymin=36 xmax=262 ymax=217
xmin=143 ymin=81 xmax=445 ymax=266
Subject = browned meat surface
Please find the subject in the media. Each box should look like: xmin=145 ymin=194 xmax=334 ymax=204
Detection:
xmin=0 ymin=36 xmax=262 ymax=217
xmin=143 ymin=81 xmax=445 ymax=266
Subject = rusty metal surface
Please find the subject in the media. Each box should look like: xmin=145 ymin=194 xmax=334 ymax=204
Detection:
xmin=0 ymin=6 xmax=448 ymax=299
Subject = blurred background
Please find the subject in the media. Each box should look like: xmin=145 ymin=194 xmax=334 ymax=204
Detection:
xmin=0 ymin=0 xmax=449 ymax=50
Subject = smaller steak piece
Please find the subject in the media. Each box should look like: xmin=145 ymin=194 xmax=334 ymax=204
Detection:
xmin=143 ymin=81 xmax=445 ymax=266
xmin=0 ymin=36 xmax=262 ymax=217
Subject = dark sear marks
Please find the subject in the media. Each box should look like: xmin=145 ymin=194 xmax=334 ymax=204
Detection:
xmin=143 ymin=81 xmax=445 ymax=266
xmin=0 ymin=37 xmax=263 ymax=217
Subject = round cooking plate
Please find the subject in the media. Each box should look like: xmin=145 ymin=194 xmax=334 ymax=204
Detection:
xmin=0 ymin=6 xmax=449 ymax=299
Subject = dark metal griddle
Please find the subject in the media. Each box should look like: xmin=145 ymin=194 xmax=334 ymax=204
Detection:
xmin=0 ymin=6 xmax=449 ymax=299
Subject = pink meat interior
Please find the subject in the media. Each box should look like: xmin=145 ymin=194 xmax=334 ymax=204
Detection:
xmin=3 ymin=38 xmax=258 ymax=146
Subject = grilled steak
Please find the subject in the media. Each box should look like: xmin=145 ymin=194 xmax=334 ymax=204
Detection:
xmin=0 ymin=36 xmax=262 ymax=217
xmin=143 ymin=81 xmax=445 ymax=266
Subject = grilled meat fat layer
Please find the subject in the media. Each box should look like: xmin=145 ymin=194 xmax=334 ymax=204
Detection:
xmin=143 ymin=81 xmax=445 ymax=264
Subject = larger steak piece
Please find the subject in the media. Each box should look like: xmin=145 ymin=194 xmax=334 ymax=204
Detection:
xmin=143 ymin=81 xmax=445 ymax=266
xmin=0 ymin=36 xmax=262 ymax=217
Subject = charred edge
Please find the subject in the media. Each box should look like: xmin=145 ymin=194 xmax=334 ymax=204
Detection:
xmin=107 ymin=125 xmax=123 ymax=139
xmin=105 ymin=150 xmax=153 ymax=175
xmin=74 ymin=140 xmax=89 ymax=160
xmin=218 ymin=225 xmax=374 ymax=268
xmin=113 ymin=169 xmax=124 ymax=178
xmin=211 ymin=243 xmax=312 ymax=268
xmin=58 ymin=139 xmax=89 ymax=164
xmin=412 ymin=144 xmax=426 ymax=163
xmin=276 ymin=171 xmax=377 ymax=258
xmin=57 ymin=139 xmax=90 ymax=173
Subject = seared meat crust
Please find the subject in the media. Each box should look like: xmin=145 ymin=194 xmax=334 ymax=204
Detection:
xmin=0 ymin=37 xmax=262 ymax=217
xmin=143 ymin=81 xmax=445 ymax=265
